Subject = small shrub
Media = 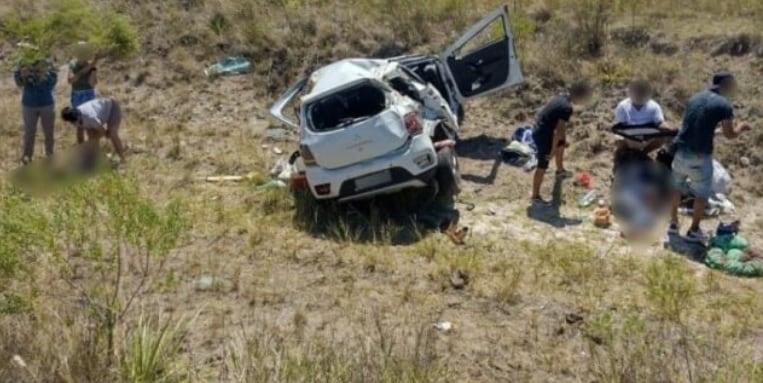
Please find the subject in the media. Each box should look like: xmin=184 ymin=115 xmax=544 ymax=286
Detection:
xmin=568 ymin=0 xmax=615 ymax=57
xmin=0 ymin=186 xmax=53 ymax=313
xmin=121 ymin=312 xmax=191 ymax=383
xmin=1 ymin=0 xmax=140 ymax=64
xmin=96 ymin=12 xmax=140 ymax=58
xmin=644 ymin=255 xmax=696 ymax=322
xmin=208 ymin=12 xmax=230 ymax=37
xmin=50 ymin=174 xmax=188 ymax=362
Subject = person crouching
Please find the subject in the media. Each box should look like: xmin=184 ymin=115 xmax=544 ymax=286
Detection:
xmin=61 ymin=97 xmax=126 ymax=164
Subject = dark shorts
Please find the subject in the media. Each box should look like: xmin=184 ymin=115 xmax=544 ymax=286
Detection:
xmin=535 ymin=136 xmax=566 ymax=171
xmin=106 ymin=99 xmax=122 ymax=132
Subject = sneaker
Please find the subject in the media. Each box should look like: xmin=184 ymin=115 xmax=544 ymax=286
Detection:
xmin=556 ymin=169 xmax=573 ymax=179
xmin=685 ymin=228 xmax=708 ymax=244
xmin=531 ymin=196 xmax=552 ymax=206
xmin=667 ymin=221 xmax=680 ymax=235
xmin=21 ymin=156 xmax=32 ymax=165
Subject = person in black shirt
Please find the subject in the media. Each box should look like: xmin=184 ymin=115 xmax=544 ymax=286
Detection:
xmin=531 ymin=81 xmax=592 ymax=204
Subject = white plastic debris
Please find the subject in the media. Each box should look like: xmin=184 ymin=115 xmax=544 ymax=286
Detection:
xmin=270 ymin=156 xmax=288 ymax=177
xmin=11 ymin=355 xmax=27 ymax=368
xmin=712 ymin=160 xmax=732 ymax=195
xmin=434 ymin=320 xmax=452 ymax=332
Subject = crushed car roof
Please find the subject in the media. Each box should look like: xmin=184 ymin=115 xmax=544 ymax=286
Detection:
xmin=302 ymin=59 xmax=395 ymax=102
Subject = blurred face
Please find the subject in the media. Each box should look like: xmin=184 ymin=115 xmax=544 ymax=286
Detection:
xmin=719 ymin=78 xmax=738 ymax=98
xmin=630 ymin=88 xmax=651 ymax=106
xmin=572 ymin=91 xmax=593 ymax=106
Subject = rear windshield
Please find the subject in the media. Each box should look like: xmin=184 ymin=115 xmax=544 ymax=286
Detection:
xmin=306 ymin=83 xmax=387 ymax=131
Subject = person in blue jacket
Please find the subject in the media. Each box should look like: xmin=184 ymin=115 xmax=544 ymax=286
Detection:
xmin=14 ymin=59 xmax=58 ymax=164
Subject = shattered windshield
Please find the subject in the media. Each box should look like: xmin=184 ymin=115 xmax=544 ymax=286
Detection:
xmin=306 ymin=83 xmax=387 ymax=131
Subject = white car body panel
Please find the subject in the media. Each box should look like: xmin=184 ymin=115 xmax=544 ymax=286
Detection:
xmin=303 ymin=108 xmax=412 ymax=170
xmin=441 ymin=5 xmax=523 ymax=102
xmin=268 ymin=5 xmax=523 ymax=201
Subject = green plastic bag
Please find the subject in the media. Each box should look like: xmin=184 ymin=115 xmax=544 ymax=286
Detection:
xmin=706 ymin=248 xmax=726 ymax=269
xmin=709 ymin=235 xmax=750 ymax=252
xmin=729 ymin=236 xmax=750 ymax=251
xmin=705 ymin=247 xmax=763 ymax=277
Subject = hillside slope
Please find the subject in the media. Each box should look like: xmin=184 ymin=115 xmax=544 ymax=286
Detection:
xmin=1 ymin=1 xmax=763 ymax=382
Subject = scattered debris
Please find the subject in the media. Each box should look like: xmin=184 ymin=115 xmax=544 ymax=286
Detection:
xmin=449 ymin=270 xmax=470 ymax=290
xmin=11 ymin=355 xmax=27 ymax=369
xmin=501 ymin=140 xmax=535 ymax=168
xmin=270 ymin=156 xmax=288 ymax=177
xmin=273 ymin=147 xmax=284 ymax=155
xmin=712 ymin=160 xmax=732 ymax=195
xmin=256 ymin=180 xmax=287 ymax=190
xmin=740 ymin=156 xmax=751 ymax=167
xmin=575 ymin=172 xmax=592 ymax=189
xmin=706 ymin=233 xmax=763 ymax=277
xmin=434 ymin=320 xmax=453 ymax=332
xmin=194 ymin=274 xmax=227 ymax=291
xmin=680 ymin=193 xmax=735 ymax=216
xmin=444 ymin=225 xmax=469 ymax=245
xmin=205 ymin=56 xmax=252 ymax=77
xmin=716 ymin=220 xmax=741 ymax=236
xmin=202 ymin=172 xmax=259 ymax=183
xmin=593 ymin=207 xmax=612 ymax=229
xmin=578 ymin=189 xmax=599 ymax=208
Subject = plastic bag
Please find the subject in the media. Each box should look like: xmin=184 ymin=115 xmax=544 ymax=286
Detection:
xmin=712 ymin=160 xmax=732 ymax=195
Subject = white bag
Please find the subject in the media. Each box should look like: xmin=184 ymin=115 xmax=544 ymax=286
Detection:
xmin=712 ymin=160 xmax=731 ymax=195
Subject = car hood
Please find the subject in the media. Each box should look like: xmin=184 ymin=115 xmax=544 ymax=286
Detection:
xmin=302 ymin=59 xmax=396 ymax=102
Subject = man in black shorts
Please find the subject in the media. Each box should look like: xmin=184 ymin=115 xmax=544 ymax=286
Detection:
xmin=531 ymin=81 xmax=593 ymax=204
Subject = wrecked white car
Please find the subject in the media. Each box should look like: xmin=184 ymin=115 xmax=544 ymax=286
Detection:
xmin=270 ymin=6 xmax=522 ymax=203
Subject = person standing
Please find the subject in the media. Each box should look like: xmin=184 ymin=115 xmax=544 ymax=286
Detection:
xmin=13 ymin=59 xmax=58 ymax=164
xmin=68 ymin=42 xmax=100 ymax=144
xmin=531 ymin=81 xmax=593 ymax=204
xmin=61 ymin=97 xmax=126 ymax=163
xmin=668 ymin=72 xmax=752 ymax=243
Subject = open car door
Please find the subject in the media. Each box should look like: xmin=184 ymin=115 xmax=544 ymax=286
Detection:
xmin=269 ymin=78 xmax=308 ymax=130
xmin=441 ymin=5 xmax=523 ymax=102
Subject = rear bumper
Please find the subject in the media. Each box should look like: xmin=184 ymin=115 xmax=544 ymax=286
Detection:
xmin=338 ymin=167 xmax=436 ymax=203
xmin=305 ymin=135 xmax=437 ymax=201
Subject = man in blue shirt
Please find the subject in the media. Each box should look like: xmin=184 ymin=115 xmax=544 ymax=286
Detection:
xmin=669 ymin=72 xmax=752 ymax=243
xmin=13 ymin=59 xmax=58 ymax=164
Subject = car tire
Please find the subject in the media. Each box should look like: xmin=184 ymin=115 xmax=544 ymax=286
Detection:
xmin=435 ymin=146 xmax=460 ymax=206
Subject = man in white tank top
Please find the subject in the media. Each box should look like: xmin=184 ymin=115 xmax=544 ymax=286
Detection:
xmin=614 ymin=80 xmax=671 ymax=154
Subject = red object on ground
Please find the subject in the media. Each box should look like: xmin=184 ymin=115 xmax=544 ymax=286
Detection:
xmin=577 ymin=172 xmax=592 ymax=189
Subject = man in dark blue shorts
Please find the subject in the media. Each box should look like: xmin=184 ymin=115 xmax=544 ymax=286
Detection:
xmin=668 ymin=72 xmax=752 ymax=243
xmin=531 ymin=81 xmax=593 ymax=204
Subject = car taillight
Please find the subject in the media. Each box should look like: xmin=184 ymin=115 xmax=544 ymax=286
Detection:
xmin=300 ymin=144 xmax=317 ymax=166
xmin=404 ymin=113 xmax=423 ymax=136
xmin=291 ymin=173 xmax=308 ymax=190
xmin=315 ymin=183 xmax=331 ymax=196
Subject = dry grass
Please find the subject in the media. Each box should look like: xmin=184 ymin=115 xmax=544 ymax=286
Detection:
xmin=1 ymin=0 xmax=763 ymax=382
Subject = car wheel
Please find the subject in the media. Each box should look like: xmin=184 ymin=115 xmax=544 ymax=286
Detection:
xmin=435 ymin=146 xmax=460 ymax=207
